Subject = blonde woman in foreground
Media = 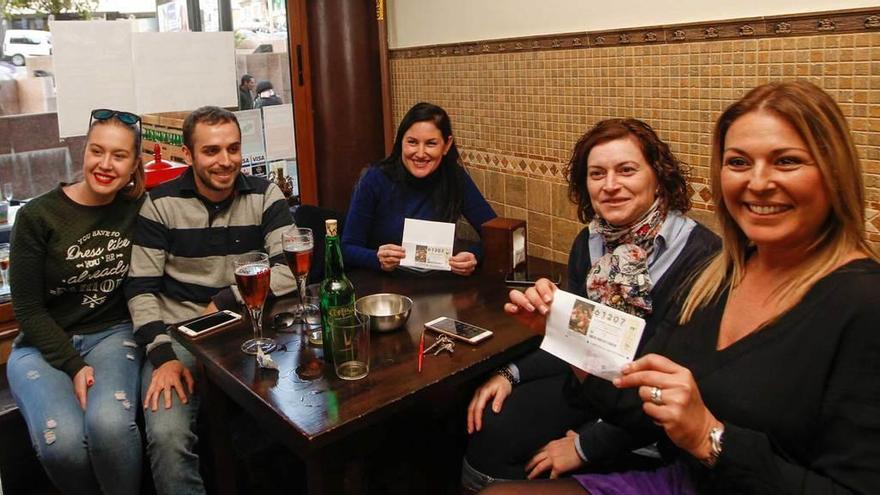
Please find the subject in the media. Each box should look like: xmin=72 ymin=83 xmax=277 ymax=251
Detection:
xmin=481 ymin=81 xmax=880 ymax=494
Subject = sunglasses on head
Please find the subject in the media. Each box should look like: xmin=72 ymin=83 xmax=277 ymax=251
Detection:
xmin=90 ymin=108 xmax=141 ymax=126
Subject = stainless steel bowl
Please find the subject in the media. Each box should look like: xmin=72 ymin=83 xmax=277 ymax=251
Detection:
xmin=355 ymin=293 xmax=412 ymax=332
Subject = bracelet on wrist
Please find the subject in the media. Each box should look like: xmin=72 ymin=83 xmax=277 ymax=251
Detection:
xmin=701 ymin=424 xmax=724 ymax=468
xmin=496 ymin=366 xmax=518 ymax=386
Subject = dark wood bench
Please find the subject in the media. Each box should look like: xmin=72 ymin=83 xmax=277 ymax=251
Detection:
xmin=1 ymin=362 xmax=52 ymax=494
xmin=0 ymin=363 xmax=16 ymax=414
xmin=2 ymin=362 xmax=71 ymax=495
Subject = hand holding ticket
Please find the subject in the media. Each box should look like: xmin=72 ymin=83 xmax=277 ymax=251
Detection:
xmin=539 ymin=289 xmax=645 ymax=381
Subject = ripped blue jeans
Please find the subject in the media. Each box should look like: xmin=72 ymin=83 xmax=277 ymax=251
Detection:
xmin=7 ymin=322 xmax=143 ymax=495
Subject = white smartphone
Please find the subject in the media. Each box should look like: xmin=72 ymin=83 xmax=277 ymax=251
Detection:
xmin=177 ymin=310 xmax=242 ymax=338
xmin=424 ymin=316 xmax=493 ymax=344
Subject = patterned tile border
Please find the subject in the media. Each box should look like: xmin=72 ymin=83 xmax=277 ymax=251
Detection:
xmin=461 ymin=148 xmax=879 ymax=244
xmin=391 ymin=7 xmax=880 ymax=59
xmin=867 ymin=207 xmax=880 ymax=234
xmin=459 ymin=147 xmax=567 ymax=182
xmin=460 ymin=147 xmax=715 ymax=191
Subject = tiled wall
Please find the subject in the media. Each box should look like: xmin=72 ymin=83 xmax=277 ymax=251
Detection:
xmin=390 ymin=32 xmax=880 ymax=262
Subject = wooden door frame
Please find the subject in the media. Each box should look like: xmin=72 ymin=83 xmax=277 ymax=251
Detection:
xmin=286 ymin=0 xmax=318 ymax=206
xmin=376 ymin=0 xmax=394 ymax=154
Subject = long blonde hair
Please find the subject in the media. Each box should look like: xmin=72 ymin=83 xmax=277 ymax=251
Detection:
xmin=680 ymin=81 xmax=878 ymax=324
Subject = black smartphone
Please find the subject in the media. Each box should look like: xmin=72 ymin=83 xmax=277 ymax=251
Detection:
xmin=504 ymin=271 xmax=562 ymax=287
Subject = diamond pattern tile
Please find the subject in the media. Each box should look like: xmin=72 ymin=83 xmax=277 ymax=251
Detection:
xmin=868 ymin=219 xmax=879 ymax=233
xmin=698 ymin=187 xmax=713 ymax=203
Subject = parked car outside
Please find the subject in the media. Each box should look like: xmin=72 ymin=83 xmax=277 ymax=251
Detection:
xmin=2 ymin=30 xmax=52 ymax=67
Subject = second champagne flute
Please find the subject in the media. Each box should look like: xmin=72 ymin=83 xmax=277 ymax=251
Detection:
xmin=282 ymin=227 xmax=318 ymax=336
xmin=235 ymin=252 xmax=276 ymax=355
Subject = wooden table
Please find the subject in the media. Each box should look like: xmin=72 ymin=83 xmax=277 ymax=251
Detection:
xmin=177 ymin=258 xmax=564 ymax=494
xmin=0 ymin=302 xmax=19 ymax=365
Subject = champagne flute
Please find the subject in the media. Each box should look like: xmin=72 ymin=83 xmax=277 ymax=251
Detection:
xmin=234 ymin=252 xmax=276 ymax=355
xmin=282 ymin=227 xmax=326 ymax=379
xmin=276 ymin=227 xmax=310 ymax=333
xmin=3 ymin=183 xmax=11 ymax=204
xmin=281 ymin=227 xmax=317 ymax=335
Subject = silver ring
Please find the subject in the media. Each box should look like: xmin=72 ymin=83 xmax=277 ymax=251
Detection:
xmin=650 ymin=386 xmax=663 ymax=406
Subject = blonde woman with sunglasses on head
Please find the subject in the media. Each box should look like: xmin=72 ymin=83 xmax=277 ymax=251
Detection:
xmin=7 ymin=109 xmax=146 ymax=495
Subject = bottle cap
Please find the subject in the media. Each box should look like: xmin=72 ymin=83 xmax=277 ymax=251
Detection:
xmin=325 ymin=219 xmax=338 ymax=236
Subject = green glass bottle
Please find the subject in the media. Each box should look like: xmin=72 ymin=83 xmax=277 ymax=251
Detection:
xmin=319 ymin=219 xmax=355 ymax=364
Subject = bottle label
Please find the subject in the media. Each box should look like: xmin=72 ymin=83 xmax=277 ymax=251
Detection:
xmin=327 ymin=306 xmax=354 ymax=321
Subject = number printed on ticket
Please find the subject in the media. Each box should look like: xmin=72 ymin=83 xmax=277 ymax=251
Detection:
xmin=539 ymin=289 xmax=646 ymax=381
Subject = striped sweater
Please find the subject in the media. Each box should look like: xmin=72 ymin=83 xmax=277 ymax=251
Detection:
xmin=125 ymin=168 xmax=295 ymax=367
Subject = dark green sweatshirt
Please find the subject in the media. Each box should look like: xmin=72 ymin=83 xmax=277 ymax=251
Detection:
xmin=10 ymin=185 xmax=143 ymax=377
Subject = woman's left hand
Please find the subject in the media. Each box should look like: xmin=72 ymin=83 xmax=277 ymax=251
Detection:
xmin=73 ymin=365 xmax=95 ymax=410
xmin=449 ymin=251 xmax=478 ymax=276
xmin=614 ymin=353 xmax=720 ymax=460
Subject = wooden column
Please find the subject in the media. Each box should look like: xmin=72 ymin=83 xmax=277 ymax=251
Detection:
xmin=307 ymin=0 xmax=387 ymax=213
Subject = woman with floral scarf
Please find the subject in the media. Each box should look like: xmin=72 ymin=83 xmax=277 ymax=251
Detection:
xmin=463 ymin=119 xmax=720 ymax=490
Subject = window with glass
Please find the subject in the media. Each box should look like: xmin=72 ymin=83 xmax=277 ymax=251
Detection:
xmin=0 ymin=0 xmax=300 ymax=208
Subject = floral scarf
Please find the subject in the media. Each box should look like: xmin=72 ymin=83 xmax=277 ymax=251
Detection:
xmin=585 ymin=199 xmax=666 ymax=317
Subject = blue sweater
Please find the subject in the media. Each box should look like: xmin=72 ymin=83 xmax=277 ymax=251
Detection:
xmin=342 ymin=166 xmax=497 ymax=271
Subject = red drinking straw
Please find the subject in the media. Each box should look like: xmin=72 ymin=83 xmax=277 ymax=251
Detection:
xmin=417 ymin=328 xmax=425 ymax=372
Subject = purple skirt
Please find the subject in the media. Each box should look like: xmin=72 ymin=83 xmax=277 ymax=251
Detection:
xmin=574 ymin=462 xmax=697 ymax=495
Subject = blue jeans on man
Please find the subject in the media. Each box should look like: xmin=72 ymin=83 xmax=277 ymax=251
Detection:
xmin=141 ymin=338 xmax=205 ymax=495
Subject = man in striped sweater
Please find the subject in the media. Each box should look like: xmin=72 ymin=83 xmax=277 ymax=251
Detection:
xmin=125 ymin=106 xmax=295 ymax=495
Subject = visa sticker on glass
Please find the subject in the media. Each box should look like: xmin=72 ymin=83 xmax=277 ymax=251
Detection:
xmin=400 ymin=218 xmax=455 ymax=271
xmin=539 ymin=289 xmax=646 ymax=381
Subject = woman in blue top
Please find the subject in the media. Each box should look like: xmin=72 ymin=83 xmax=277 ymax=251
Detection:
xmin=342 ymin=102 xmax=496 ymax=275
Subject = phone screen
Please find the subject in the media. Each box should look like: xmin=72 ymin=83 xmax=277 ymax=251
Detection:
xmin=183 ymin=312 xmax=238 ymax=334
xmin=430 ymin=318 xmax=489 ymax=339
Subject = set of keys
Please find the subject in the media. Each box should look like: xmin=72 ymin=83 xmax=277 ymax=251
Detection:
xmin=423 ymin=334 xmax=456 ymax=356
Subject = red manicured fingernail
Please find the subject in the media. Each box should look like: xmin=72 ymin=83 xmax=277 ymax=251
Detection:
xmin=87 ymin=378 xmax=94 ymax=386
